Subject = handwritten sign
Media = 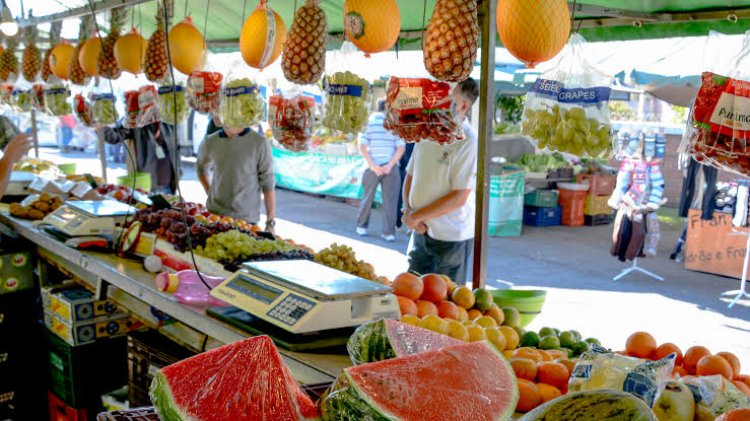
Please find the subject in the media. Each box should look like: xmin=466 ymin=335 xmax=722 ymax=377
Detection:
xmin=684 ymin=209 xmax=750 ymax=279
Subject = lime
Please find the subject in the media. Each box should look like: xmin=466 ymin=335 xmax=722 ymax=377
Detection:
xmin=501 ymin=307 xmax=521 ymax=327
xmin=451 ymin=286 xmax=475 ymax=309
xmin=585 ymin=337 xmax=601 ymax=346
xmin=560 ymin=347 xmax=574 ymax=358
xmin=538 ymin=327 xmax=556 ymax=338
xmin=552 ymin=328 xmax=560 ymax=336
xmin=467 ymin=325 xmax=487 ymax=342
xmin=513 ymin=326 xmax=526 ymax=339
xmin=559 ymin=331 xmax=577 ymax=349
xmin=446 ymin=320 xmax=470 ymax=341
xmin=473 ymin=288 xmax=494 ymax=312
xmin=520 ymin=331 xmax=541 ymax=348
xmin=572 ymin=340 xmax=591 ymax=356
xmin=570 ymin=330 xmax=582 ymax=342
xmin=485 ymin=327 xmax=508 ymax=351
xmin=539 ymin=335 xmax=561 ymax=350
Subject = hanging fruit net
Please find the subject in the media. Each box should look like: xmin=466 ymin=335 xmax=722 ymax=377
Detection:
xmin=269 ymin=91 xmax=315 ymax=152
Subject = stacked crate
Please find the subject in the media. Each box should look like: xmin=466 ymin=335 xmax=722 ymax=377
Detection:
xmin=522 ymin=190 xmax=562 ymax=227
xmin=577 ymin=173 xmax=616 ymax=225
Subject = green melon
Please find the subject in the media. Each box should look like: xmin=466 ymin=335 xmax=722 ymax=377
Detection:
xmin=519 ymin=389 xmax=658 ymax=421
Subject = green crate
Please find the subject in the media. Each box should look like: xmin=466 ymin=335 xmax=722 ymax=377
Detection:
xmin=524 ymin=190 xmax=559 ymax=208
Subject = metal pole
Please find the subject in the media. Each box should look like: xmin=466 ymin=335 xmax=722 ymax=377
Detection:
xmin=472 ymin=0 xmax=497 ymax=289
xmin=97 ymin=130 xmax=108 ymax=181
xmin=30 ymin=108 xmax=39 ymax=158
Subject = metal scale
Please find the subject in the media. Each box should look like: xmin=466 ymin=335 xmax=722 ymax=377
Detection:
xmin=39 ymin=200 xmax=138 ymax=238
xmin=210 ymin=260 xmax=400 ymax=334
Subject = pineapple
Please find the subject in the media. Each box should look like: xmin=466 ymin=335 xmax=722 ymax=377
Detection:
xmin=21 ymin=23 xmax=41 ymax=82
xmin=98 ymin=7 xmax=127 ymax=80
xmin=145 ymin=0 xmax=172 ymax=82
xmin=282 ymin=0 xmax=327 ymax=85
xmin=423 ymin=0 xmax=478 ymax=82
xmin=69 ymin=15 xmax=93 ymax=86
xmin=0 ymin=34 xmax=19 ymax=82
xmin=42 ymin=21 xmax=62 ymax=82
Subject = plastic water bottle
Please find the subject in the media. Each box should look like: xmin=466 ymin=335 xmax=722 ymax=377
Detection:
xmin=155 ymin=270 xmax=229 ymax=307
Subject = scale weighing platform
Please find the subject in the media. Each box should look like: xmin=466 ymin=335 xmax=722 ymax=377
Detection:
xmin=39 ymin=200 xmax=138 ymax=238
xmin=210 ymin=259 xmax=400 ymax=334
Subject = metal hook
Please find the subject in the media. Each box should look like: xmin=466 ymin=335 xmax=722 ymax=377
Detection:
xmin=727 ymin=13 xmax=738 ymax=23
xmin=632 ymin=19 xmax=643 ymax=28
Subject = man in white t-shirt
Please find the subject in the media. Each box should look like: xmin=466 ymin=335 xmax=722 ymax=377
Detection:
xmin=401 ymin=78 xmax=479 ymax=284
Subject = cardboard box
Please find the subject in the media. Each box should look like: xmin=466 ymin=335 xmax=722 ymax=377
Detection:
xmin=42 ymin=282 xmax=123 ymax=324
xmin=0 ymin=251 xmax=33 ymax=295
xmin=44 ymin=311 xmax=138 ymax=346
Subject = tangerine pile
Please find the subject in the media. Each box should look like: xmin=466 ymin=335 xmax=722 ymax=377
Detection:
xmin=623 ymin=331 xmax=750 ymax=397
xmin=509 ymin=347 xmax=574 ymax=412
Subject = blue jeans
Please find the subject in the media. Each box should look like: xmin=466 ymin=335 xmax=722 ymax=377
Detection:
xmin=407 ymin=232 xmax=473 ymax=285
xmin=60 ymin=126 xmax=73 ymax=147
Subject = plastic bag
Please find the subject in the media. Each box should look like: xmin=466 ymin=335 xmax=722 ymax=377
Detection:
xmin=1 ymin=83 xmax=13 ymax=105
xmin=11 ymin=89 xmax=32 ymax=112
xmin=137 ymin=85 xmax=159 ymax=128
xmin=187 ymin=71 xmax=223 ymax=114
xmin=383 ymin=76 xmax=464 ymax=144
xmin=269 ymin=90 xmax=315 ymax=152
xmin=220 ymin=77 xmax=264 ymax=128
xmin=32 ymin=84 xmax=46 ymax=111
xmin=323 ymin=71 xmax=370 ymax=136
xmin=122 ymin=90 xmax=140 ymax=129
xmin=74 ymin=94 xmax=94 ymax=127
xmin=158 ymin=83 xmax=188 ymax=125
xmin=521 ymin=34 xmax=613 ymax=158
xmin=568 ymin=345 xmax=675 ymax=407
xmin=681 ymin=375 xmax=750 ymax=418
xmin=92 ymin=93 xmax=118 ymax=126
xmin=44 ymin=84 xmax=72 ymax=116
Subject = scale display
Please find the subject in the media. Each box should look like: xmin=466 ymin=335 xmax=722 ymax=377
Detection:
xmin=211 ymin=259 xmax=400 ymax=334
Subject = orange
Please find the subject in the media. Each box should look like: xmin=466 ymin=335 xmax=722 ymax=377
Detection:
xmin=484 ymin=305 xmax=505 ymax=325
xmin=555 ymin=358 xmax=577 ymax=374
xmin=450 ymin=285 xmax=475 ymax=309
xmin=625 ymin=331 xmax=657 ymax=359
xmin=717 ymin=352 xmax=741 ymax=378
xmin=511 ymin=357 xmax=538 ymax=381
xmin=513 ymin=347 xmax=543 ymax=363
xmin=545 ymin=349 xmax=568 ymax=360
xmin=697 ymin=355 xmax=734 ymax=379
xmin=652 ymin=343 xmax=683 ymax=365
xmin=456 ymin=306 xmax=469 ymax=322
xmin=734 ymin=374 xmax=750 ymax=388
xmin=485 ymin=327 xmax=507 ymax=351
xmin=392 ymin=273 xmax=423 ymax=300
xmin=715 ymin=408 xmax=750 ymax=421
xmin=467 ymin=325 xmax=487 ymax=342
xmin=732 ymin=380 xmax=750 ymax=398
xmin=415 ymin=300 xmax=438 ymax=317
xmin=537 ymin=361 xmax=570 ymax=390
xmin=441 ymin=275 xmax=457 ymax=296
xmin=536 ymin=383 xmax=562 ymax=403
xmin=672 ymin=365 xmax=688 ymax=378
xmin=397 ymin=296 xmax=418 ymax=316
xmin=467 ymin=309 xmax=483 ymax=321
xmin=436 ymin=301 xmax=460 ymax=320
xmin=516 ymin=378 xmax=542 ymax=412
xmin=683 ymin=346 xmax=711 ymax=375
xmin=503 ymin=350 xmax=514 ymax=359
xmin=419 ymin=273 xmax=448 ymax=302
xmin=538 ymin=350 xmax=553 ymax=362
xmin=499 ymin=326 xmax=520 ymax=350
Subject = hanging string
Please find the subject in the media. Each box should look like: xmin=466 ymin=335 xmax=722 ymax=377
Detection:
xmin=241 ymin=0 xmax=248 ymax=24
xmin=420 ymin=0 xmax=427 ymax=51
xmin=184 ymin=0 xmax=189 ymax=18
xmin=570 ymin=0 xmax=578 ymax=35
xmin=203 ymin=0 xmax=210 ymax=36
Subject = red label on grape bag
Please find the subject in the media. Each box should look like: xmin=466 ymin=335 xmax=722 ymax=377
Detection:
xmin=693 ymin=72 xmax=750 ymax=139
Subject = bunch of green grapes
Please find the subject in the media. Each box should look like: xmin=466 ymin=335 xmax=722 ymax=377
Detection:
xmin=522 ymin=105 xmax=612 ymax=158
xmin=322 ymin=71 xmax=370 ymax=135
xmin=196 ymin=230 xmax=298 ymax=263
xmin=220 ymin=78 xmax=265 ymax=128
xmin=158 ymin=84 xmax=189 ymax=125
xmin=315 ymin=243 xmax=376 ymax=281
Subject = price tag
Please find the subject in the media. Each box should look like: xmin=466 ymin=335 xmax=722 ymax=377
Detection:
xmin=156 ymin=146 xmax=166 ymax=159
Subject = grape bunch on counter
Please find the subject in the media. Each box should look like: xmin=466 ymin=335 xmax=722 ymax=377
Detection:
xmin=196 ymin=230 xmax=313 ymax=269
xmin=315 ymin=243 xmax=377 ymax=281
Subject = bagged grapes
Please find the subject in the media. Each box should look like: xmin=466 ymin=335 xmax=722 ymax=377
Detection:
xmin=220 ymin=77 xmax=265 ymax=128
xmin=12 ymin=89 xmax=32 ymax=112
xmin=187 ymin=71 xmax=223 ymax=114
xmin=383 ymin=76 xmax=464 ymax=144
xmin=137 ymin=85 xmax=160 ymax=128
xmin=158 ymin=83 xmax=188 ymax=125
xmin=269 ymin=90 xmax=315 ymax=152
xmin=122 ymin=90 xmax=140 ymax=129
xmin=521 ymin=34 xmax=613 ymax=158
xmin=92 ymin=93 xmax=118 ymax=126
xmin=44 ymin=84 xmax=72 ymax=116
xmin=323 ymin=71 xmax=370 ymax=136
xmin=74 ymin=94 xmax=93 ymax=126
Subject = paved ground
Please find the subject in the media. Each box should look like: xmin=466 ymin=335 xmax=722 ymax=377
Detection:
xmin=39 ymin=147 xmax=750 ymax=366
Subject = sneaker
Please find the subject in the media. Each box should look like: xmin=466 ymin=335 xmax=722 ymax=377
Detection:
xmin=356 ymin=227 xmax=368 ymax=236
xmin=381 ymin=234 xmax=396 ymax=242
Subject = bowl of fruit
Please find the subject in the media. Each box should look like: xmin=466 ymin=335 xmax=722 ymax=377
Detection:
xmin=491 ymin=289 xmax=546 ymax=328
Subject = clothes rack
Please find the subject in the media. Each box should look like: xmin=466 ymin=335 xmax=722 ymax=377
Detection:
xmin=613 ymin=258 xmax=664 ymax=282
xmin=722 ymin=231 xmax=750 ymax=308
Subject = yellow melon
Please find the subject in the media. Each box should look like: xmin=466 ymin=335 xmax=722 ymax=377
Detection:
xmin=79 ymin=37 xmax=102 ymax=76
xmin=239 ymin=4 xmax=286 ymax=69
xmin=497 ymin=0 xmax=570 ymax=67
xmin=114 ymin=29 xmax=148 ymax=74
xmin=344 ymin=0 xmax=400 ymax=55
xmin=50 ymin=42 xmax=75 ymax=80
xmin=168 ymin=17 xmax=206 ymax=75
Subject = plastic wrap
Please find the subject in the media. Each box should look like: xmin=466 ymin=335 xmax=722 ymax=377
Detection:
xmin=11 ymin=89 xmax=32 ymax=112
xmin=74 ymin=94 xmax=94 ymax=126
xmin=32 ymin=83 xmax=46 ymax=111
xmin=681 ymin=375 xmax=750 ymax=418
xmin=269 ymin=90 xmax=315 ymax=152
xmin=44 ymin=84 xmax=72 ymax=116
xmin=158 ymin=83 xmax=188 ymax=125
xmin=92 ymin=93 xmax=118 ymax=126
xmin=187 ymin=71 xmax=223 ymax=114
xmin=220 ymin=77 xmax=264 ymax=128
xmin=568 ymin=345 xmax=675 ymax=407
xmin=122 ymin=90 xmax=139 ymax=129
xmin=383 ymin=76 xmax=464 ymax=144
xmin=154 ymin=270 xmax=227 ymax=307
xmin=521 ymin=34 xmax=613 ymax=158
xmin=150 ymin=336 xmax=319 ymax=421
xmin=322 ymin=71 xmax=370 ymax=136
xmin=137 ymin=85 xmax=159 ymax=128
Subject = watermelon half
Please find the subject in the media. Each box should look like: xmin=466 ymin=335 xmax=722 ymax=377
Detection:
xmin=322 ymin=341 xmax=519 ymax=421
xmin=347 ymin=319 xmax=462 ymax=365
xmin=150 ymin=335 xmax=319 ymax=421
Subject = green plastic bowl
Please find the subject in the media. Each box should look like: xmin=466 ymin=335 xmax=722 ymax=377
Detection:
xmin=117 ymin=173 xmax=151 ymax=192
xmin=491 ymin=289 xmax=547 ymax=328
xmin=57 ymin=163 xmax=76 ymax=175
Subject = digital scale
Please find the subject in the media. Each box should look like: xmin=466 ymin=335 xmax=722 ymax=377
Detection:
xmin=39 ymin=200 xmax=138 ymax=238
xmin=210 ymin=260 xmax=400 ymax=334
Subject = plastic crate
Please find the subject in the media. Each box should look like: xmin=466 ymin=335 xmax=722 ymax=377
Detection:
xmin=523 ymin=206 xmax=562 ymax=227
xmin=524 ymin=190 xmax=559 ymax=208
xmin=558 ymin=188 xmax=587 ymax=226
xmin=576 ymin=173 xmax=616 ymax=196
xmin=547 ymin=167 xmax=574 ymax=180
xmin=585 ymin=214 xmax=613 ymax=226
xmin=47 ymin=330 xmax=128 ymax=409
xmin=584 ymin=194 xmax=612 ymax=216
xmin=127 ymin=330 xmax=196 ymax=407
xmin=48 ymin=390 xmax=88 ymax=421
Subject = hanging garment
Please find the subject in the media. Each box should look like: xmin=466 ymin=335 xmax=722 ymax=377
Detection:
xmin=611 ymin=208 xmax=626 ymax=257
xmin=616 ymin=213 xmax=634 ymax=262
xmin=625 ymin=213 xmax=647 ymax=261
xmin=733 ymin=183 xmax=749 ymax=228
xmin=644 ymin=212 xmax=661 ymax=257
xmin=609 ymin=158 xmax=665 ymax=210
xmin=679 ymin=158 xmax=718 ymax=220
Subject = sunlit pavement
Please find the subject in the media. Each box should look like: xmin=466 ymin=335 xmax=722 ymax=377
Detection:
xmin=39 ymin=147 xmax=750 ymax=363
